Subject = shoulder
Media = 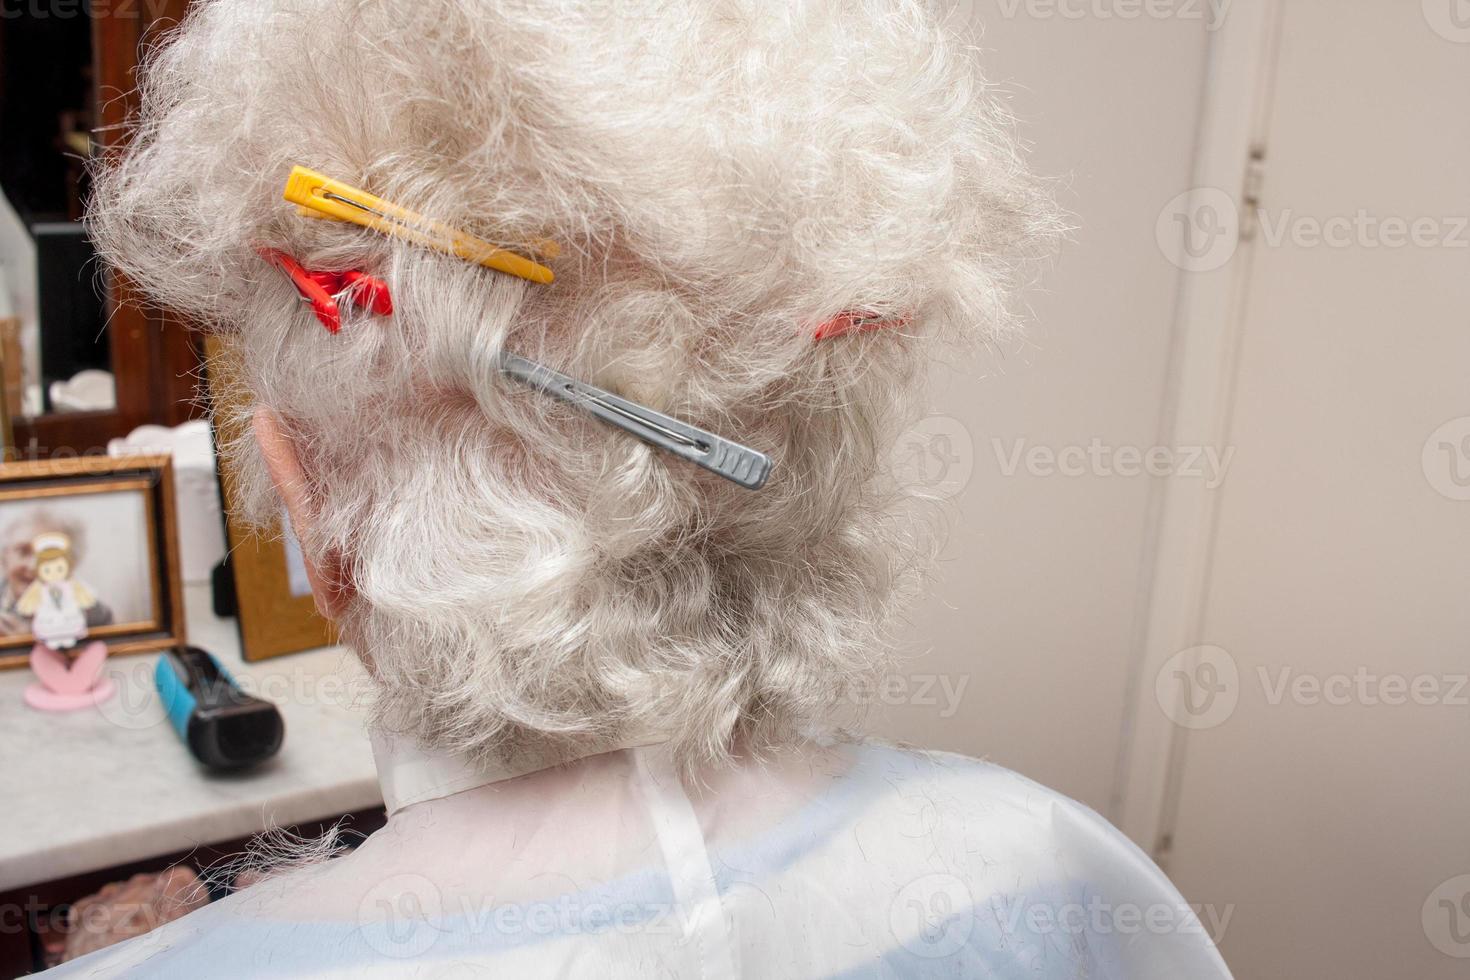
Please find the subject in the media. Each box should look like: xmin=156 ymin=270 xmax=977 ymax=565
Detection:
xmin=823 ymin=738 xmax=1119 ymax=839
xmin=806 ymin=740 xmax=1235 ymax=979
xmin=863 ymin=744 xmax=1166 ymax=893
xmin=708 ymin=738 xmax=1167 ymax=883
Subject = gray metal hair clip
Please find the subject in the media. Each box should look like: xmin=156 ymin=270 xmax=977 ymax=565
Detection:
xmin=497 ymin=353 xmax=772 ymax=491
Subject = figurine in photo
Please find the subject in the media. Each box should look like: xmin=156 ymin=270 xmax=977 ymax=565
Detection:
xmin=18 ymin=532 xmax=98 ymax=648
xmin=17 ymin=531 xmax=113 ymax=711
xmin=0 ymin=513 xmax=115 ymax=638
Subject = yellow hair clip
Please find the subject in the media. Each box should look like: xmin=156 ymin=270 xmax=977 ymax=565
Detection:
xmin=282 ymin=166 xmax=557 ymax=285
xmin=275 ymin=168 xmax=771 ymax=489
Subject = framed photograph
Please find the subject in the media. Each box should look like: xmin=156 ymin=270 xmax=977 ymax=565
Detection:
xmin=0 ymin=455 xmax=186 ymax=669
xmin=206 ymin=336 xmax=336 ymax=661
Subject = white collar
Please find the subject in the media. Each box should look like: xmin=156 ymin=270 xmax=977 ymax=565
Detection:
xmin=370 ymin=729 xmax=669 ymax=815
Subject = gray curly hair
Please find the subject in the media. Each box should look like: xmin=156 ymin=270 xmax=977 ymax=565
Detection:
xmin=87 ymin=0 xmax=1057 ymax=765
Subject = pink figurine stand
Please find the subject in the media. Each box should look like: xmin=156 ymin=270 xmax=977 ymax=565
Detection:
xmin=24 ymin=641 xmax=116 ymax=712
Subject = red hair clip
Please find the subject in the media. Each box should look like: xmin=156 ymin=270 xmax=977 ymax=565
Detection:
xmin=257 ymin=248 xmax=393 ymax=333
xmin=813 ymin=310 xmax=911 ymax=341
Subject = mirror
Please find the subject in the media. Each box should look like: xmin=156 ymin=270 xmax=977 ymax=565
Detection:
xmin=0 ymin=9 xmax=116 ymax=424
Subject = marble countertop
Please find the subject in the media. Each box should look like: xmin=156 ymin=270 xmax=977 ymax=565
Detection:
xmin=0 ymin=585 xmax=382 ymax=891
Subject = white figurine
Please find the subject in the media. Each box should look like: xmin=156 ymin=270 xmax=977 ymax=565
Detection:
xmin=16 ymin=531 xmax=98 ymax=649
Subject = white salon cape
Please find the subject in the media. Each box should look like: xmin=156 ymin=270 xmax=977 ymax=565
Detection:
xmin=46 ymin=735 xmax=1232 ymax=978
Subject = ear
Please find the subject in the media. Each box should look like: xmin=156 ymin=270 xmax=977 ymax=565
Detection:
xmin=252 ymin=409 xmax=355 ymax=621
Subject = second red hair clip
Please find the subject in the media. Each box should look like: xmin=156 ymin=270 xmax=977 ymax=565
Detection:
xmin=257 ymin=248 xmax=392 ymax=334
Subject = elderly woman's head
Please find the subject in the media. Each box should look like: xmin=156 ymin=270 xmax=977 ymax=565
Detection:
xmin=87 ymin=0 xmax=1055 ymax=763
xmin=2 ymin=511 xmax=85 ymax=600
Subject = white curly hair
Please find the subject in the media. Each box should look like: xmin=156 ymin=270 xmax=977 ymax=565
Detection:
xmin=87 ymin=0 xmax=1057 ymax=765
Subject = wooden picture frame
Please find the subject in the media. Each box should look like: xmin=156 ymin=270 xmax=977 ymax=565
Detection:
xmin=0 ymin=455 xmax=186 ymax=669
xmin=205 ymin=337 xmax=336 ymax=661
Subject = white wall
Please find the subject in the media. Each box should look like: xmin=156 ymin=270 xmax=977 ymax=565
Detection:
xmin=1157 ymin=3 xmax=1470 ymax=977
xmin=872 ymin=5 xmax=1211 ymax=813
xmin=873 ymin=4 xmax=1470 ymax=977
